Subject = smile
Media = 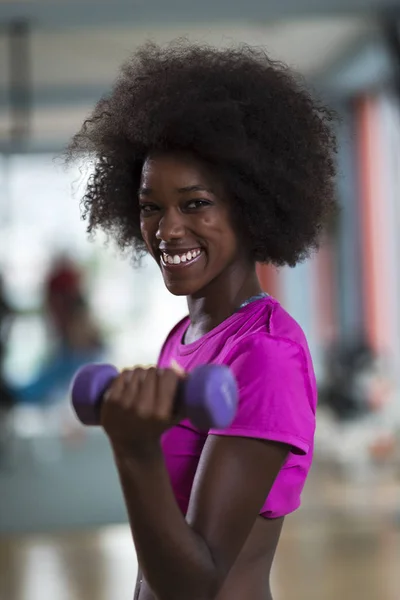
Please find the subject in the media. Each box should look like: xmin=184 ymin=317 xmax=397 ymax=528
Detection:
xmin=160 ymin=248 xmax=203 ymax=269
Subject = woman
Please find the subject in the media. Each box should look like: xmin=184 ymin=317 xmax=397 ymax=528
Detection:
xmin=67 ymin=42 xmax=337 ymax=600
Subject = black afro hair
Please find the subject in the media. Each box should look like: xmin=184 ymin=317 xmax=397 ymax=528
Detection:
xmin=66 ymin=40 xmax=338 ymax=267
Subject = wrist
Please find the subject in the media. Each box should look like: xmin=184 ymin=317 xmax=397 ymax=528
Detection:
xmin=111 ymin=438 xmax=163 ymax=463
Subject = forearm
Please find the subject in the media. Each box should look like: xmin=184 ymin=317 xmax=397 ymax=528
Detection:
xmin=113 ymin=443 xmax=218 ymax=600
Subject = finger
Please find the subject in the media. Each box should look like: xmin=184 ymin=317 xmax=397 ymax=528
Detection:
xmin=154 ymin=368 xmax=180 ymax=421
xmin=101 ymin=369 xmax=135 ymax=430
xmin=104 ymin=368 xmax=133 ymax=404
xmin=121 ymin=367 xmax=146 ymax=409
xmin=134 ymin=367 xmax=157 ymax=417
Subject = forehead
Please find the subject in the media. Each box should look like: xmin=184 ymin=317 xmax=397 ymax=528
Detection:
xmin=140 ymin=152 xmax=218 ymax=188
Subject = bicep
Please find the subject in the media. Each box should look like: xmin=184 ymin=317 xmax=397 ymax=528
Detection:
xmin=186 ymin=434 xmax=289 ymax=581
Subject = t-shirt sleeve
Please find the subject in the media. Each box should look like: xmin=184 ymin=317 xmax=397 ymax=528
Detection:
xmin=208 ymin=334 xmax=316 ymax=456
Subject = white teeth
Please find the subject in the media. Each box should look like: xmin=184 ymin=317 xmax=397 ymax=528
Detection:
xmin=162 ymin=249 xmax=202 ymax=266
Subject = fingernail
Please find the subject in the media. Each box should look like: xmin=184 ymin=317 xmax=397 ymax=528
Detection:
xmin=170 ymin=359 xmax=185 ymax=376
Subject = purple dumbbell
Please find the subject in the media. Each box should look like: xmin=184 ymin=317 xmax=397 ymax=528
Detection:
xmin=71 ymin=363 xmax=238 ymax=430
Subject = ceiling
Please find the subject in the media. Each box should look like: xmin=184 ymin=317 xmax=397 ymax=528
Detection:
xmin=0 ymin=0 xmax=398 ymax=29
xmin=0 ymin=0 xmax=399 ymax=151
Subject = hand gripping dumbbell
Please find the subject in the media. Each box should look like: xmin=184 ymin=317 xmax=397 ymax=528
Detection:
xmin=71 ymin=363 xmax=238 ymax=430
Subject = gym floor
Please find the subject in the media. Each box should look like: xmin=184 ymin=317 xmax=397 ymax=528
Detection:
xmin=1 ymin=465 xmax=399 ymax=600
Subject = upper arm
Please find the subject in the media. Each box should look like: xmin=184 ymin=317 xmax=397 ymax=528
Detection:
xmin=186 ymin=434 xmax=289 ymax=582
xmin=209 ymin=334 xmax=316 ymax=456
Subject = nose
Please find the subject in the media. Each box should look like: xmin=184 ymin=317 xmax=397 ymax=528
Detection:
xmin=155 ymin=208 xmax=186 ymax=241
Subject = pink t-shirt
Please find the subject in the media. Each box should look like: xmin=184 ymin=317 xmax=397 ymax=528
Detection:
xmin=158 ymin=296 xmax=317 ymax=519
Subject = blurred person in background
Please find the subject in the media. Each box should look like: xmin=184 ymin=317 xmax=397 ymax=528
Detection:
xmin=12 ymin=255 xmax=105 ymax=407
xmin=66 ymin=41 xmax=337 ymax=600
xmin=317 ymin=336 xmax=398 ymax=471
xmin=319 ymin=337 xmax=386 ymax=421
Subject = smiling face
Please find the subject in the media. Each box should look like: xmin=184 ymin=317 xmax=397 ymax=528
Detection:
xmin=138 ymin=152 xmax=246 ymax=297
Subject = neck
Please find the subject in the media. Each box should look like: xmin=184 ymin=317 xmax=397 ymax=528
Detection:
xmin=185 ymin=262 xmax=263 ymax=342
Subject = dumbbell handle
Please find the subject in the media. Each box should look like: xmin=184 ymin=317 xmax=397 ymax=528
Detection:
xmin=71 ymin=363 xmax=238 ymax=430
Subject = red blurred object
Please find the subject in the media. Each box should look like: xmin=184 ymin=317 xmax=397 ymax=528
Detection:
xmin=47 ymin=259 xmax=81 ymax=296
xmin=45 ymin=257 xmax=84 ymax=334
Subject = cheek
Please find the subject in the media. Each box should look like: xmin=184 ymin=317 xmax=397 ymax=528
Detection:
xmin=140 ymin=225 xmax=155 ymax=258
xmin=203 ymin=214 xmax=238 ymax=257
xmin=140 ymin=221 xmax=155 ymax=254
xmin=139 ymin=220 xmax=146 ymax=240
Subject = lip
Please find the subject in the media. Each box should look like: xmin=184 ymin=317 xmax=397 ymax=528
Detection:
xmin=160 ymin=249 xmax=204 ymax=270
xmin=159 ymin=247 xmax=201 ymax=253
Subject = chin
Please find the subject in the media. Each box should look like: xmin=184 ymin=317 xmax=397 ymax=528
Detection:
xmin=163 ymin=277 xmax=205 ymax=297
xmin=164 ymin=282 xmax=197 ymax=297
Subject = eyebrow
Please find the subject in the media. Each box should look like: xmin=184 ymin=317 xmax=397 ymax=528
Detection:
xmin=138 ymin=184 xmax=214 ymax=196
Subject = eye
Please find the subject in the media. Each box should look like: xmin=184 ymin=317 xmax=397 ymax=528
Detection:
xmin=139 ymin=202 xmax=159 ymax=215
xmin=185 ymin=199 xmax=212 ymax=211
